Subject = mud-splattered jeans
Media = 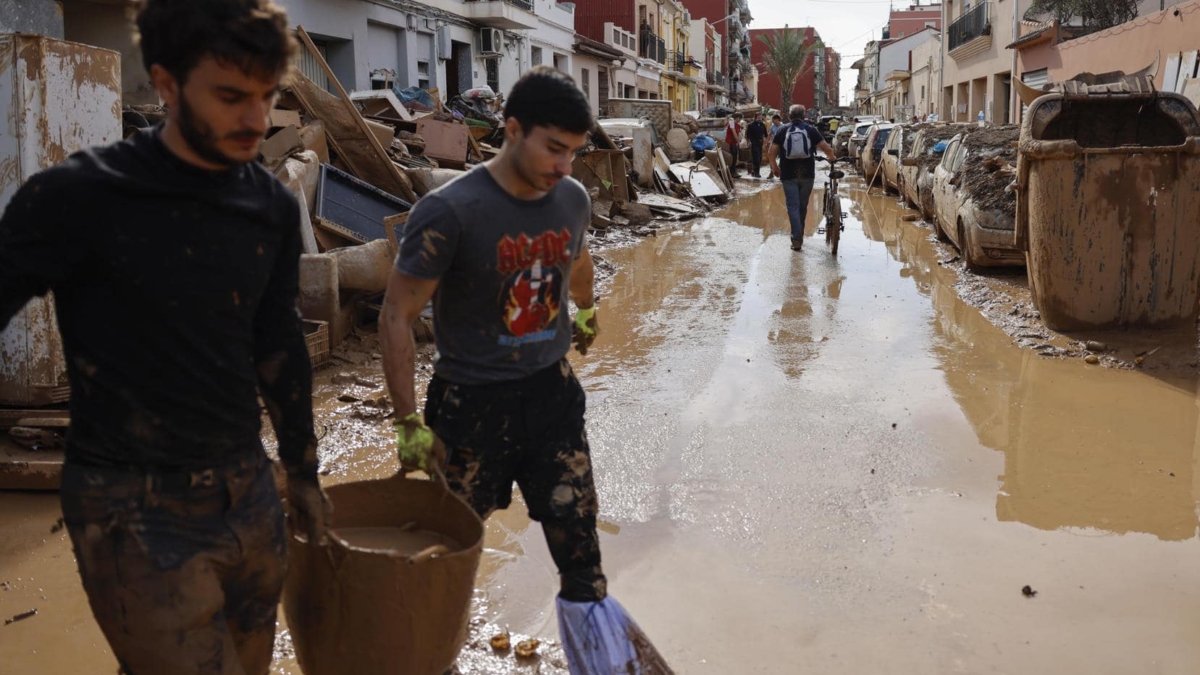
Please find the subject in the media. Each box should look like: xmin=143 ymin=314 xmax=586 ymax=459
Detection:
xmin=782 ymin=177 xmax=816 ymax=243
xmin=60 ymin=452 xmax=287 ymax=675
xmin=424 ymin=359 xmax=608 ymax=602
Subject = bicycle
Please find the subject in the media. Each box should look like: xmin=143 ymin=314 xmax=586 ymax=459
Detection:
xmin=817 ymin=156 xmax=850 ymax=257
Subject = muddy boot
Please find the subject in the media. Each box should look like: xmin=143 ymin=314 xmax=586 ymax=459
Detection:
xmin=791 ymin=239 xmax=803 ymax=251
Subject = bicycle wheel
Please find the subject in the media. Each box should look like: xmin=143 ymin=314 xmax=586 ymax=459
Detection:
xmin=829 ymin=188 xmax=842 ymax=257
xmin=823 ymin=186 xmax=833 ymax=245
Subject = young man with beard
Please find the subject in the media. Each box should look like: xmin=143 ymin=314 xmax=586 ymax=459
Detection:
xmin=0 ymin=1 xmax=329 ymax=673
xmin=380 ymin=66 xmax=671 ymax=672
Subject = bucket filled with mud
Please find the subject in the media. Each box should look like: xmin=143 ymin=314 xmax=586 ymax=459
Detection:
xmin=283 ymin=474 xmax=483 ymax=675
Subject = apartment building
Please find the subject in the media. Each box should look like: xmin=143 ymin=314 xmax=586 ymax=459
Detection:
xmin=940 ymin=0 xmax=1033 ymax=124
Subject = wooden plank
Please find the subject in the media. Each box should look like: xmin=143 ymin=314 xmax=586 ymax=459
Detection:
xmin=1163 ymin=52 xmax=1182 ymax=94
xmin=293 ymin=26 xmax=419 ymax=204
xmin=1182 ymin=78 xmax=1200 ymax=110
xmin=0 ymin=409 xmax=69 ymax=430
xmin=383 ymin=212 xmax=409 ymax=250
xmin=1175 ymin=51 xmax=1196 ymax=94
xmin=314 ymin=216 xmax=369 ymax=245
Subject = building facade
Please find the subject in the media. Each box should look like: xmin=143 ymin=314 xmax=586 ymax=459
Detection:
xmin=940 ymin=0 xmax=1033 ymax=125
xmin=680 ymin=0 xmax=755 ymax=103
xmin=889 ymin=2 xmax=943 ymax=39
xmin=749 ymin=26 xmax=836 ymax=113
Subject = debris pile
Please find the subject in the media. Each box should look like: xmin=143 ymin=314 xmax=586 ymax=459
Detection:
xmin=959 ymin=125 xmax=1020 ymax=215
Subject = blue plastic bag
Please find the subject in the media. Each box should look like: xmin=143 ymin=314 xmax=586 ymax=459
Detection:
xmin=556 ymin=596 xmax=674 ymax=675
xmin=690 ymin=133 xmax=716 ymax=152
xmin=932 ymin=140 xmax=950 ymax=154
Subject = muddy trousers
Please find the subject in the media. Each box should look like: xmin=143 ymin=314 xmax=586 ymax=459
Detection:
xmin=782 ymin=177 xmax=816 ymax=243
xmin=60 ymin=453 xmax=287 ymax=675
xmin=424 ymin=359 xmax=607 ymax=602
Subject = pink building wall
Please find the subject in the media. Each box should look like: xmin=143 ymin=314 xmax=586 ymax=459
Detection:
xmin=1017 ymin=0 xmax=1200 ymax=88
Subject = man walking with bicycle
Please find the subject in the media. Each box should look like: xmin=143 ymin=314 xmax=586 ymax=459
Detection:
xmin=769 ymin=104 xmax=836 ymax=251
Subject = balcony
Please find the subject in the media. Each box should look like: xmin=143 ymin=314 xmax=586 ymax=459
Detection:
xmin=463 ymin=0 xmax=538 ymax=30
xmin=947 ymin=2 xmax=991 ymax=59
xmin=639 ymin=27 xmax=666 ymax=66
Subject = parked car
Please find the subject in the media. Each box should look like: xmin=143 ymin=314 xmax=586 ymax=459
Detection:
xmin=931 ymin=129 xmax=1024 ymax=270
xmin=881 ymin=124 xmax=907 ymax=195
xmin=853 ymin=115 xmax=883 ymax=125
xmin=833 ymin=125 xmax=854 ymax=158
xmin=847 ymin=122 xmax=875 ymax=168
xmin=900 ymin=124 xmax=970 ymax=219
xmin=860 ymin=123 xmax=895 ymax=186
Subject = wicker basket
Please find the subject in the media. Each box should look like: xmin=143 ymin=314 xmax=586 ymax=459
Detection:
xmin=303 ymin=320 xmax=330 ymax=370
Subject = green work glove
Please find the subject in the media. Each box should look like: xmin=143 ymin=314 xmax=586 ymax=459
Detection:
xmin=394 ymin=412 xmax=444 ymax=474
xmin=572 ymin=305 xmax=598 ymax=355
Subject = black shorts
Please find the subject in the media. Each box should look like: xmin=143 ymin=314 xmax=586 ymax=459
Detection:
xmin=424 ymin=358 xmax=606 ymax=601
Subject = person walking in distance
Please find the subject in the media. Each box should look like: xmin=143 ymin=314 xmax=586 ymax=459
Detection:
xmin=0 ymin=1 xmax=329 ymax=673
xmin=769 ymin=104 xmax=837 ymax=251
xmin=725 ymin=111 xmax=744 ymax=178
xmin=745 ymin=112 xmax=769 ymax=179
xmin=379 ymin=66 xmax=672 ymax=673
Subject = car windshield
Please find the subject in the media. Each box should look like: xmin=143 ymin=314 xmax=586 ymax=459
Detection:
xmin=855 ymin=124 xmax=872 ymax=136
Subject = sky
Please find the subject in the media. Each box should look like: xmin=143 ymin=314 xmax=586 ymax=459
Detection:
xmin=746 ymin=0 xmax=908 ymax=107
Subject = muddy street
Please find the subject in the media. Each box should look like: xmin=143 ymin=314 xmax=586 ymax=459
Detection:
xmin=4 ymin=172 xmax=1200 ymax=673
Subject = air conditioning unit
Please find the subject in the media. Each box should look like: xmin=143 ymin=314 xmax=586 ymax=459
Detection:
xmin=478 ymin=28 xmax=503 ymax=56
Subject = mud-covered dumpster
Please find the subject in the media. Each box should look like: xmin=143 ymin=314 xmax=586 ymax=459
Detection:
xmin=1015 ymin=90 xmax=1200 ymax=330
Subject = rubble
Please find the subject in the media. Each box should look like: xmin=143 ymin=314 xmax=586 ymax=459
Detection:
xmin=959 ymin=126 xmax=1019 ymax=216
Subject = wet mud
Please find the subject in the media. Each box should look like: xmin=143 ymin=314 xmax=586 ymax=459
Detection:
xmin=4 ymin=175 xmax=1200 ymax=673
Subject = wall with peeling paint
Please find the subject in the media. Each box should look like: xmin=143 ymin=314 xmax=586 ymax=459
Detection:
xmin=0 ymin=0 xmax=65 ymax=39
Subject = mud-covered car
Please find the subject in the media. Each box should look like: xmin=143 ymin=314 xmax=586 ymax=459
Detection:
xmin=847 ymin=122 xmax=875 ymax=167
xmin=860 ymin=123 xmax=894 ymax=186
xmin=900 ymin=123 xmax=970 ymax=219
xmin=931 ymin=126 xmax=1023 ymax=269
xmin=881 ymin=124 xmax=908 ymax=195
xmin=833 ymin=125 xmax=854 ymax=157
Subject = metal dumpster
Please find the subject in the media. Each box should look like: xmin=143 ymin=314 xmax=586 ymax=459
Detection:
xmin=1015 ymin=90 xmax=1200 ymax=330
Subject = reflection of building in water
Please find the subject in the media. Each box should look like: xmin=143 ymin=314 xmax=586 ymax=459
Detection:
xmin=857 ymin=191 xmax=1200 ymax=542
xmin=993 ymin=366 xmax=1199 ymax=542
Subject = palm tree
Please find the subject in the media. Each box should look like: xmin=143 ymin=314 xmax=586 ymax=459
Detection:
xmin=757 ymin=26 xmax=823 ymax=111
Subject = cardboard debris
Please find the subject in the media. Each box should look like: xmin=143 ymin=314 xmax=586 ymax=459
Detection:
xmin=670 ymin=162 xmax=727 ymax=200
xmin=299 ymin=121 xmax=330 ymax=164
xmin=415 ymin=117 xmax=469 ymax=167
xmin=260 ymin=125 xmax=303 ymax=169
xmin=269 ymin=108 xmax=302 ymax=129
xmin=366 ymin=120 xmax=396 ymax=148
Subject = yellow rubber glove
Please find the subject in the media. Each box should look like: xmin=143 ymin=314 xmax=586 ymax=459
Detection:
xmin=394 ymin=412 xmax=443 ymax=474
xmin=572 ymin=306 xmax=598 ymax=355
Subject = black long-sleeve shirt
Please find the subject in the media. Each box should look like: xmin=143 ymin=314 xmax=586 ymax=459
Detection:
xmin=0 ymin=127 xmax=317 ymax=476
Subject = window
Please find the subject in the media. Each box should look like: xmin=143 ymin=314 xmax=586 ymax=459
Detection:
xmin=486 ymin=58 xmax=499 ymax=94
xmin=417 ymin=60 xmax=429 ymax=89
xmin=921 ymin=85 xmax=926 ymax=99
xmin=940 ymin=139 xmax=960 ymax=169
xmin=532 ymin=46 xmax=543 ymax=66
xmin=613 ymin=28 xmax=620 ymax=45
xmin=582 ymin=68 xmax=590 ymax=99
xmin=925 ymin=21 xmax=937 ymax=28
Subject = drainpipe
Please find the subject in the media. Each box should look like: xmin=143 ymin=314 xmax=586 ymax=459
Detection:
xmin=1011 ymin=0 xmax=1019 ymax=124
xmin=939 ymin=5 xmax=946 ymax=119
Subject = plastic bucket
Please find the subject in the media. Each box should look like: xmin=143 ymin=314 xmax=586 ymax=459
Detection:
xmin=283 ymin=475 xmax=484 ymax=675
xmin=1016 ymin=92 xmax=1200 ymax=330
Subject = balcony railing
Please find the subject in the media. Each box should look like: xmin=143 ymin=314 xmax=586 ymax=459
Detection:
xmin=639 ymin=27 xmax=666 ymax=65
xmin=671 ymin=51 xmax=685 ymax=72
xmin=465 ymin=0 xmax=534 ymax=10
xmin=947 ymin=1 xmax=989 ymax=52
xmin=706 ymin=70 xmax=728 ymax=88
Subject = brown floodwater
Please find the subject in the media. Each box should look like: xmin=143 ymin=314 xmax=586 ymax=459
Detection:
xmin=3 ymin=174 xmax=1200 ymax=674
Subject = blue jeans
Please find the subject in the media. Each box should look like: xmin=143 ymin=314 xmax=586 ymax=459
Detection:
xmin=782 ymin=177 xmax=816 ymax=242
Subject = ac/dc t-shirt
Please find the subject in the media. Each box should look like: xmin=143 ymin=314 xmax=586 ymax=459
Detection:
xmin=395 ymin=165 xmax=590 ymax=385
